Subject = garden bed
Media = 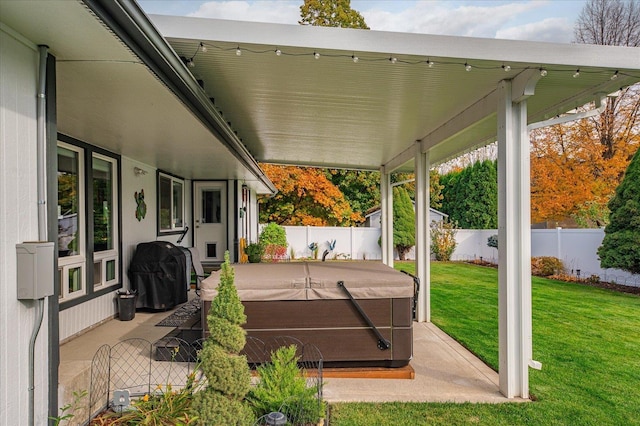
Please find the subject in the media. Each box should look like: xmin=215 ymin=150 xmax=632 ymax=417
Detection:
xmin=465 ymin=259 xmax=640 ymax=296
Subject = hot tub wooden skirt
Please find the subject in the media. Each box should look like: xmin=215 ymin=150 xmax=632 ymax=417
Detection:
xmin=202 ymin=297 xmax=413 ymax=368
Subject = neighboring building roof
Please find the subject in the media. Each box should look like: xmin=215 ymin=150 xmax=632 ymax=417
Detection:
xmin=365 ymin=203 xmax=448 ymax=219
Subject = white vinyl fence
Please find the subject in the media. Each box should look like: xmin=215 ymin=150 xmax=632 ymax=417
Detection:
xmin=263 ymin=225 xmax=640 ymax=287
xmin=271 ymin=225 xmax=383 ymax=261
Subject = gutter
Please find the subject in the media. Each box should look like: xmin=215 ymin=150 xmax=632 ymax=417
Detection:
xmin=528 ymin=95 xmax=609 ymax=131
xmin=83 ymin=0 xmax=276 ymax=195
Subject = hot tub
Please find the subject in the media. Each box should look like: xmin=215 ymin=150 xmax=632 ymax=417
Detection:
xmin=201 ymin=261 xmax=414 ymax=367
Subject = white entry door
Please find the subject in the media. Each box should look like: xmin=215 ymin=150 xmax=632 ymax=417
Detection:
xmin=194 ymin=182 xmax=227 ymax=263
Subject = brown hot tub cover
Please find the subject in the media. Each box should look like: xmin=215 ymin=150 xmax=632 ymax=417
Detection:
xmin=201 ymin=261 xmax=414 ymax=367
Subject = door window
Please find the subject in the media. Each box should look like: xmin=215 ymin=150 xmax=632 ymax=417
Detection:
xmin=202 ymin=189 xmax=222 ymax=223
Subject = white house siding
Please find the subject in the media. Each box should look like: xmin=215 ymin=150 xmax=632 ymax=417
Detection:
xmin=58 ymin=156 xmax=194 ymax=340
xmin=59 ymin=292 xmax=116 ymax=341
xmin=0 ymin=26 xmax=50 ymax=425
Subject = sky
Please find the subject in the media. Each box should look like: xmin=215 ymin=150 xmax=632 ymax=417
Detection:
xmin=138 ymin=0 xmax=588 ymax=43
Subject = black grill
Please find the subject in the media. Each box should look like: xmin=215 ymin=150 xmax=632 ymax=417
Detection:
xmin=128 ymin=241 xmax=188 ymax=310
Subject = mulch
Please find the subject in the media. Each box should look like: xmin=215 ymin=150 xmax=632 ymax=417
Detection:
xmin=465 ymin=259 xmax=640 ymax=296
xmin=576 ymin=279 xmax=640 ymax=295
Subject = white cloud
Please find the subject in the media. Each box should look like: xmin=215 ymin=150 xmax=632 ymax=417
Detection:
xmin=183 ymin=0 xmax=577 ymax=43
xmin=495 ymin=17 xmax=574 ymax=43
xmin=363 ymin=1 xmax=546 ymax=39
xmin=189 ymin=1 xmax=300 ymax=25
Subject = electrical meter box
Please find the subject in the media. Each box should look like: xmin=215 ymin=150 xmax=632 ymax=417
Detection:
xmin=16 ymin=242 xmax=54 ymax=300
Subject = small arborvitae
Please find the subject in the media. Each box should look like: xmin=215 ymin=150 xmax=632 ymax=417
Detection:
xmin=191 ymin=252 xmax=254 ymax=425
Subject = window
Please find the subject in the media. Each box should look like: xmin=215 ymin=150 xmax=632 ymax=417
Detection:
xmin=158 ymin=172 xmax=185 ymax=234
xmin=92 ymin=154 xmax=119 ymax=287
xmin=57 ymin=136 xmax=121 ymax=306
xmin=58 ymin=143 xmax=86 ymax=300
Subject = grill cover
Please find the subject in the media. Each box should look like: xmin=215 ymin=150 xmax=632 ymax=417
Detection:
xmin=129 ymin=241 xmax=188 ymax=310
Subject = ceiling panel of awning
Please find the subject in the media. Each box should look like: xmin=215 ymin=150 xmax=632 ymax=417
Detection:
xmin=154 ymin=15 xmax=639 ymax=172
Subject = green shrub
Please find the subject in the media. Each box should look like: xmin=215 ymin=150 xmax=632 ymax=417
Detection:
xmin=245 ymin=243 xmax=263 ymax=263
xmin=430 ymin=219 xmax=458 ymax=261
xmin=531 ymin=256 xmax=564 ymax=277
xmin=191 ymin=252 xmax=254 ymax=425
xmin=248 ymin=345 xmax=324 ymax=424
xmin=259 ymin=223 xmax=288 ymax=248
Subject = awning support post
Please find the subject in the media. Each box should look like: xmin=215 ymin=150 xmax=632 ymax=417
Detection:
xmin=380 ymin=169 xmax=393 ymax=267
xmin=414 ymin=144 xmax=430 ymax=322
xmin=497 ymin=78 xmax=533 ymax=399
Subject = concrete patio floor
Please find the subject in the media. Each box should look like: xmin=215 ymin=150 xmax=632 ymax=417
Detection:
xmin=323 ymin=322 xmax=514 ymax=403
xmin=59 ymin=301 xmax=522 ymax=416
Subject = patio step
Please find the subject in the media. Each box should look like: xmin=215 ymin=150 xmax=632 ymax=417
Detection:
xmin=154 ymin=315 xmax=202 ymax=362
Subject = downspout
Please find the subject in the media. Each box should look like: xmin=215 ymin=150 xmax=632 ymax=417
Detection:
xmin=528 ymin=95 xmax=608 ymax=130
xmin=29 ymin=44 xmax=49 ymax=426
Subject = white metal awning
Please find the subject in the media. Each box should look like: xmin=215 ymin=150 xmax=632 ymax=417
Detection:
xmin=152 ymin=15 xmax=640 ymax=171
xmin=0 ymin=0 xmax=275 ymax=194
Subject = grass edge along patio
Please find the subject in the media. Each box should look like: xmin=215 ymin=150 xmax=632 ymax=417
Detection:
xmin=328 ymin=261 xmax=640 ymax=426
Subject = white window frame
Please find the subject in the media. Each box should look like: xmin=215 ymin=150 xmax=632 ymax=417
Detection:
xmin=92 ymin=153 xmax=119 ymax=288
xmin=58 ymin=142 xmax=86 ymax=301
xmin=158 ymin=172 xmax=186 ymax=234
xmin=60 ymin=262 xmax=85 ymax=301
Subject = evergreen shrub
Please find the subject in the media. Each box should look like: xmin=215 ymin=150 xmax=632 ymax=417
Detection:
xmin=248 ymin=345 xmax=324 ymax=424
xmin=191 ymin=252 xmax=254 ymax=425
xmin=393 ymin=186 xmax=415 ymax=260
xmin=598 ymin=148 xmax=640 ymax=273
xmin=487 ymin=234 xmax=498 ymax=249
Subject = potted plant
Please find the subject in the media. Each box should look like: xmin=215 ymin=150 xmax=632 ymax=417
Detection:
xmin=245 ymin=243 xmax=263 ymax=263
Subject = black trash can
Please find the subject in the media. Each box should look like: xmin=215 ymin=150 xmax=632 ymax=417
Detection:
xmin=117 ymin=290 xmax=137 ymax=321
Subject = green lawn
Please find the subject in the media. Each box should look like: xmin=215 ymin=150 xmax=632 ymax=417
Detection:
xmin=330 ymin=262 xmax=640 ymax=425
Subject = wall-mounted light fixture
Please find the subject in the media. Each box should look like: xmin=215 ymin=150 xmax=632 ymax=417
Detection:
xmin=133 ymin=167 xmax=147 ymax=177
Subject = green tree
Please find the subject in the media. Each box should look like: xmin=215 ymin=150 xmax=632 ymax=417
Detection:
xmin=191 ymin=252 xmax=254 ymax=425
xmin=299 ymin=0 xmax=369 ymax=29
xmin=259 ymin=164 xmax=363 ymax=226
xmin=598 ymin=149 xmax=640 ymax=273
xmin=327 ymin=169 xmax=380 ymax=215
xmin=429 ymin=170 xmax=445 ymax=210
xmin=441 ymin=160 xmax=497 ymax=229
xmin=393 ymin=186 xmax=415 ymax=260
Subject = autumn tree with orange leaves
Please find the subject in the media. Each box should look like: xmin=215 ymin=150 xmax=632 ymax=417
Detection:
xmin=530 ymin=0 xmax=640 ymax=227
xmin=258 ymin=164 xmax=364 ymax=226
xmin=530 ymin=88 xmax=640 ymax=227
